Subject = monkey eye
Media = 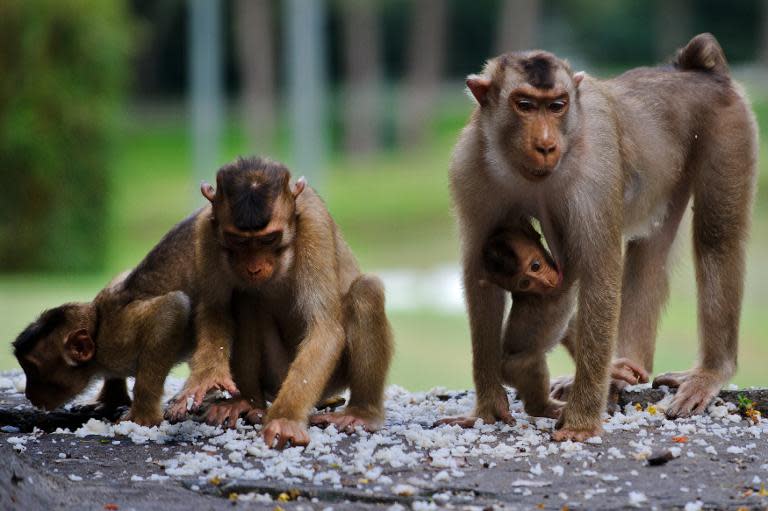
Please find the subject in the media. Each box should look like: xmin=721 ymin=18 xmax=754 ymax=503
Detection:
xmin=225 ymin=233 xmax=250 ymax=247
xmin=531 ymin=260 xmax=541 ymax=272
xmin=518 ymin=278 xmax=531 ymax=290
xmin=259 ymin=231 xmax=282 ymax=246
xmin=548 ymin=100 xmax=567 ymax=113
xmin=515 ymin=99 xmax=536 ymax=112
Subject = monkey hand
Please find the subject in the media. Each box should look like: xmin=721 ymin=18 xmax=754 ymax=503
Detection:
xmin=262 ymin=418 xmax=310 ymax=449
xmin=551 ymin=358 xmax=648 ymax=403
xmin=433 ymin=392 xmax=515 ymax=429
xmin=310 ymin=407 xmax=383 ymax=434
xmin=119 ymin=408 xmax=163 ymax=427
xmin=204 ymin=397 xmax=262 ymax=429
xmin=653 ymin=368 xmax=724 ymax=418
xmin=167 ymin=372 xmax=240 ymax=421
xmin=552 ymin=408 xmax=602 ymax=442
xmin=611 ymin=358 xmax=649 ymax=386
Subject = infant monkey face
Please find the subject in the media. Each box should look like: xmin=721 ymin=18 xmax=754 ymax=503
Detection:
xmin=482 ymin=230 xmax=561 ymax=295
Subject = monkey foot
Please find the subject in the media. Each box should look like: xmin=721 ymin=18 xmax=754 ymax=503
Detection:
xmin=310 ymin=411 xmax=380 ymax=434
xmin=262 ymin=418 xmax=310 ymax=449
xmin=551 ymin=424 xmax=602 ymax=442
xmin=118 ymin=409 xmax=163 ymax=427
xmin=525 ymin=398 xmax=564 ymax=420
xmin=550 ymin=358 xmax=648 ymax=402
xmin=204 ymin=398 xmax=262 ymax=428
xmin=71 ymin=401 xmax=131 ymax=417
xmin=432 ymin=416 xmax=484 ymax=429
xmin=653 ymin=369 xmax=724 ymax=418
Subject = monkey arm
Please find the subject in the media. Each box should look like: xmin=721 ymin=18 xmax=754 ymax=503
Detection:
xmin=174 ymin=300 xmax=238 ymax=412
xmin=463 ymin=256 xmax=510 ymax=419
xmin=554 ymin=228 xmax=623 ymax=438
xmin=266 ymin=319 xmax=346 ymax=423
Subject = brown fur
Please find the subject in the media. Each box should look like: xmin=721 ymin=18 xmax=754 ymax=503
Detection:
xmin=14 ymin=271 xmax=191 ymax=426
xmin=444 ymin=33 xmax=757 ymax=440
xmin=201 ymin=167 xmax=394 ymax=449
xmin=481 ymin=217 xmax=561 ymax=295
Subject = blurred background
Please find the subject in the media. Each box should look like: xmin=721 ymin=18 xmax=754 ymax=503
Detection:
xmin=1 ymin=0 xmax=767 ymax=391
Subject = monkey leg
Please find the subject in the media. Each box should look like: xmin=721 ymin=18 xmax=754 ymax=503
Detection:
xmin=205 ymin=296 xmax=268 ymax=428
xmin=121 ymin=291 xmax=190 ymax=426
xmin=310 ymin=274 xmax=393 ymax=434
xmin=617 ymin=188 xmax=690 ymax=377
xmin=655 ymin=130 xmax=756 ymax=418
xmin=72 ymin=378 xmax=131 ymax=416
xmin=501 ymin=292 xmax=574 ymax=420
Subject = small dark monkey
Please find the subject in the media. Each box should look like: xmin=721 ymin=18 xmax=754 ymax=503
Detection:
xmin=445 ymin=33 xmax=756 ymax=440
xmin=200 ymin=160 xmax=394 ymax=449
xmin=13 ymin=273 xmax=190 ymax=426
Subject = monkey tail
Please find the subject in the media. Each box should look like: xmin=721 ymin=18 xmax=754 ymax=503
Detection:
xmin=674 ymin=33 xmax=729 ymax=75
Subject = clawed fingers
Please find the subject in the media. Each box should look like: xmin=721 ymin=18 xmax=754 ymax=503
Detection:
xmin=613 ymin=358 xmax=649 ymax=383
xmin=652 ymin=371 xmax=688 ymax=389
xmin=432 ymin=416 xmax=478 ymax=429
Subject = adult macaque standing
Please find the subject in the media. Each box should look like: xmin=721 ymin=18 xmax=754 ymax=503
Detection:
xmin=446 ymin=33 xmax=756 ymax=440
xmin=202 ymin=159 xmax=394 ymax=449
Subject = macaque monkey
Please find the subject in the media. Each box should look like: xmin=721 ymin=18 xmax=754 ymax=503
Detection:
xmin=480 ymin=220 xmax=648 ymax=395
xmin=444 ymin=33 xmax=756 ymax=441
xmin=13 ymin=276 xmax=191 ymax=426
xmin=14 ymin=156 xmax=327 ymax=426
xmin=199 ymin=158 xmax=394 ymax=449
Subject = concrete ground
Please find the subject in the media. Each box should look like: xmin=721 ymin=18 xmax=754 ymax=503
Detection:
xmin=1 ymin=372 xmax=766 ymax=511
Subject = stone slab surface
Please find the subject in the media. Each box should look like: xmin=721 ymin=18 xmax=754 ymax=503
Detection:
xmin=1 ymin=372 xmax=767 ymax=511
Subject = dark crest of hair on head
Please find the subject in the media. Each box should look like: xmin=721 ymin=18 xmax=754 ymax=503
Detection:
xmin=483 ymin=235 xmax=521 ymax=275
xmin=12 ymin=304 xmax=76 ymax=357
xmin=216 ymin=156 xmax=290 ymax=231
xmin=504 ymin=51 xmax=563 ymax=90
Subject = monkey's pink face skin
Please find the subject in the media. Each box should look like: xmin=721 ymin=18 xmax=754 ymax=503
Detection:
xmin=508 ymin=86 xmax=570 ymax=181
xmin=222 ymin=229 xmax=287 ymax=286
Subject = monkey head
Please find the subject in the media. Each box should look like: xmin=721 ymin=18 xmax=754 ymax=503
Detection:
xmin=202 ymin=157 xmax=306 ymax=287
xmin=466 ymin=51 xmax=584 ymax=182
xmin=482 ymin=227 xmax=561 ymax=295
xmin=13 ymin=304 xmax=97 ymax=410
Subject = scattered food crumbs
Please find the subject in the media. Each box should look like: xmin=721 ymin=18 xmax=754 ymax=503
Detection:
xmin=1 ymin=376 xmax=767 ymax=509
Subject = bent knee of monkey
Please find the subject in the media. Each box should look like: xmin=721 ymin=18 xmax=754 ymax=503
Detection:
xmin=346 ymin=274 xmax=386 ymax=312
xmin=160 ymin=291 xmax=192 ymax=320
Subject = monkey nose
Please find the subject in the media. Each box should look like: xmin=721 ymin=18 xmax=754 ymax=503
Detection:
xmin=535 ymin=141 xmax=558 ymax=156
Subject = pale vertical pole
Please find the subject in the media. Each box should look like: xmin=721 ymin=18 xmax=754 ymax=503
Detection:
xmin=285 ymin=0 xmax=328 ymax=188
xmin=189 ymin=0 xmax=223 ymax=195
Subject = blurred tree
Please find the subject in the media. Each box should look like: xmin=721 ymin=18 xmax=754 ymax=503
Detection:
xmin=654 ymin=0 xmax=693 ymax=59
xmin=761 ymin=0 xmax=768 ymax=68
xmin=397 ymin=0 xmax=446 ymax=149
xmin=496 ymin=0 xmax=540 ymax=54
xmin=340 ymin=0 xmax=382 ymax=155
xmin=0 ymin=0 xmax=131 ymax=272
xmin=235 ymin=0 xmax=276 ymax=150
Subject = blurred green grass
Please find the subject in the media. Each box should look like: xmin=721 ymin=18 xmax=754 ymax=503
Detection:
xmin=2 ymin=94 xmax=767 ymax=390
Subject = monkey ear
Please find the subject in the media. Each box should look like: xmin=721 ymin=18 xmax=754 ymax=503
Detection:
xmin=573 ymin=71 xmax=585 ymax=88
xmin=200 ymin=181 xmax=216 ymax=203
xmin=466 ymin=75 xmax=491 ymax=106
xmin=64 ymin=329 xmax=94 ymax=365
xmin=292 ymin=177 xmax=306 ymax=198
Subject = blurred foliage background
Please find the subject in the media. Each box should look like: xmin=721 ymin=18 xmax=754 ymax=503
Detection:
xmin=1 ymin=0 xmax=767 ymax=391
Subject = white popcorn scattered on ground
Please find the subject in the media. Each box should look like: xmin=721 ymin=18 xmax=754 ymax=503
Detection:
xmin=2 ymin=376 xmax=767 ymax=509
